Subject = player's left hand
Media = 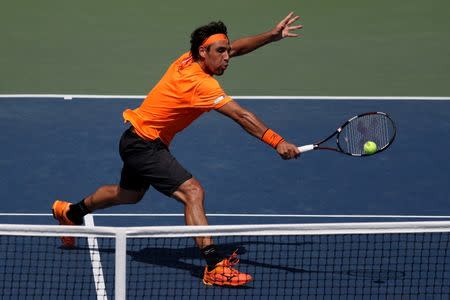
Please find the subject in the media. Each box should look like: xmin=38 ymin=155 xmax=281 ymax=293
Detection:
xmin=271 ymin=12 xmax=303 ymax=41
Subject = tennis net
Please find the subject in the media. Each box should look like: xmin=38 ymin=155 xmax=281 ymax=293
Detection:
xmin=0 ymin=221 xmax=449 ymax=299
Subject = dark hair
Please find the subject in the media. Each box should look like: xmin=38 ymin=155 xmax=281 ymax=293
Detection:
xmin=190 ymin=21 xmax=228 ymax=61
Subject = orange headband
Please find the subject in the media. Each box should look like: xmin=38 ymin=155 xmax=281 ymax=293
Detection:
xmin=201 ymin=34 xmax=228 ymax=47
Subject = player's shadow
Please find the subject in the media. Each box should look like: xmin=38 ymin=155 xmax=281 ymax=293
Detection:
xmin=126 ymin=241 xmax=405 ymax=283
xmin=94 ymin=240 xmax=310 ymax=282
xmin=128 ymin=245 xmax=205 ymax=280
xmin=91 ymin=239 xmax=405 ymax=285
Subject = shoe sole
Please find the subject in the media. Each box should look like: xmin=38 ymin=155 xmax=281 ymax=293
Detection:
xmin=203 ymin=277 xmax=253 ymax=287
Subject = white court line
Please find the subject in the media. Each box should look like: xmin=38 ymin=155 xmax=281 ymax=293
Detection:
xmin=0 ymin=94 xmax=449 ymax=101
xmin=1 ymin=213 xmax=450 ymax=219
xmin=90 ymin=213 xmax=450 ymax=219
xmin=84 ymin=215 xmax=108 ymax=300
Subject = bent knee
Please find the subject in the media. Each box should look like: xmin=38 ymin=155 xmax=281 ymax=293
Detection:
xmin=174 ymin=178 xmax=205 ymax=205
xmin=186 ymin=185 xmax=204 ymax=204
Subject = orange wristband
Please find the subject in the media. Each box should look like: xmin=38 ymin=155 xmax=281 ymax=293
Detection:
xmin=261 ymin=129 xmax=285 ymax=149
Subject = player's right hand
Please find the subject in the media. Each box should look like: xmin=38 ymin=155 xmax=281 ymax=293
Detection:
xmin=276 ymin=141 xmax=300 ymax=160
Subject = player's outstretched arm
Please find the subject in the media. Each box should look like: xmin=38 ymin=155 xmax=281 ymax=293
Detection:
xmin=216 ymin=101 xmax=300 ymax=160
xmin=230 ymin=12 xmax=303 ymax=58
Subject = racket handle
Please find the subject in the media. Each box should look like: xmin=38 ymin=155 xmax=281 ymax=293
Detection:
xmin=298 ymin=144 xmax=315 ymax=153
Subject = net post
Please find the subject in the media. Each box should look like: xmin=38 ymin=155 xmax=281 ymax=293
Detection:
xmin=115 ymin=230 xmax=127 ymax=300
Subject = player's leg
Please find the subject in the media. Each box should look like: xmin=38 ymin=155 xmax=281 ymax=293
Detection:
xmin=171 ymin=177 xmax=211 ymax=248
xmin=83 ymin=184 xmax=145 ymax=211
xmin=63 ymin=127 xmax=154 ymax=220
xmin=53 ymin=157 xmax=149 ymax=227
xmin=52 ymin=127 xmax=150 ymax=247
xmin=139 ymin=142 xmax=250 ymax=285
xmin=171 ymin=177 xmax=252 ymax=286
xmin=69 ymin=185 xmax=146 ymax=223
xmin=52 ymin=185 xmax=145 ymax=247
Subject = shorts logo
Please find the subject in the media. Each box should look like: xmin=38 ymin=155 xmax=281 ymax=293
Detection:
xmin=214 ymin=95 xmax=225 ymax=104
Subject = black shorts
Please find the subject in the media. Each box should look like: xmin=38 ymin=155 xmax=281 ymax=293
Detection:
xmin=119 ymin=128 xmax=192 ymax=196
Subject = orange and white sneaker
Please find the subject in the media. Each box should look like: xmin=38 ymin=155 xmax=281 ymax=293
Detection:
xmin=203 ymin=250 xmax=253 ymax=287
xmin=52 ymin=200 xmax=76 ymax=248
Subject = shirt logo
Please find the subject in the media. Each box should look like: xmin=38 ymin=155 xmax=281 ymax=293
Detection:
xmin=214 ymin=95 xmax=225 ymax=105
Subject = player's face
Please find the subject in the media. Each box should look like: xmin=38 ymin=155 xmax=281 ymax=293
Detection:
xmin=201 ymin=40 xmax=231 ymax=76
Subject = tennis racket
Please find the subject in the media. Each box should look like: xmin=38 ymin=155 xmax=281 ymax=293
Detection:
xmin=298 ymin=112 xmax=396 ymax=157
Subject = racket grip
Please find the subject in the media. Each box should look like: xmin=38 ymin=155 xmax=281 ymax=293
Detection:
xmin=298 ymin=144 xmax=315 ymax=153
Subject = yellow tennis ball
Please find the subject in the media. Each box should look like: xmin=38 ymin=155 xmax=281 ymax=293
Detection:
xmin=363 ymin=141 xmax=378 ymax=155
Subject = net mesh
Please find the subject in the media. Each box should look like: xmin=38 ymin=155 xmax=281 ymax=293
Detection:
xmin=1 ymin=222 xmax=450 ymax=299
xmin=127 ymin=234 xmax=450 ymax=299
xmin=339 ymin=113 xmax=395 ymax=155
xmin=0 ymin=235 xmax=115 ymax=299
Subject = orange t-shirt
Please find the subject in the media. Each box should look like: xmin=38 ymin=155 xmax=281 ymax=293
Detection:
xmin=123 ymin=52 xmax=232 ymax=146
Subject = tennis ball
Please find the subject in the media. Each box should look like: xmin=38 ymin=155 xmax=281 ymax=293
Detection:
xmin=363 ymin=141 xmax=377 ymax=155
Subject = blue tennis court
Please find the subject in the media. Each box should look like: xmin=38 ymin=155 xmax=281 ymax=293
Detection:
xmin=0 ymin=96 xmax=449 ymax=298
xmin=0 ymin=96 xmax=449 ymax=219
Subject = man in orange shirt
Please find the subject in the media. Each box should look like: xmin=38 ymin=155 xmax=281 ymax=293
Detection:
xmin=53 ymin=12 xmax=302 ymax=286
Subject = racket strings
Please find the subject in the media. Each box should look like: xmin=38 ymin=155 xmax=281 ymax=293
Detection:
xmin=339 ymin=114 xmax=395 ymax=155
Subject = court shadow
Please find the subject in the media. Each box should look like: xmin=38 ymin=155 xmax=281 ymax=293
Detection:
xmin=128 ymin=245 xmax=204 ymax=279
xmin=125 ymin=240 xmax=311 ymax=279
xmin=89 ymin=239 xmax=405 ymax=285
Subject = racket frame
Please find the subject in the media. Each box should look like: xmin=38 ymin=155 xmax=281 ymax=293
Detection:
xmin=298 ymin=112 xmax=396 ymax=157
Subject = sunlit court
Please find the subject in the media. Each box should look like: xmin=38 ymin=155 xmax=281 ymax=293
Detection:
xmin=1 ymin=1 xmax=450 ymax=298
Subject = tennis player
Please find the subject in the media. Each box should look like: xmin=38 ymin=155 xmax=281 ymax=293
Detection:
xmin=53 ymin=12 xmax=302 ymax=286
